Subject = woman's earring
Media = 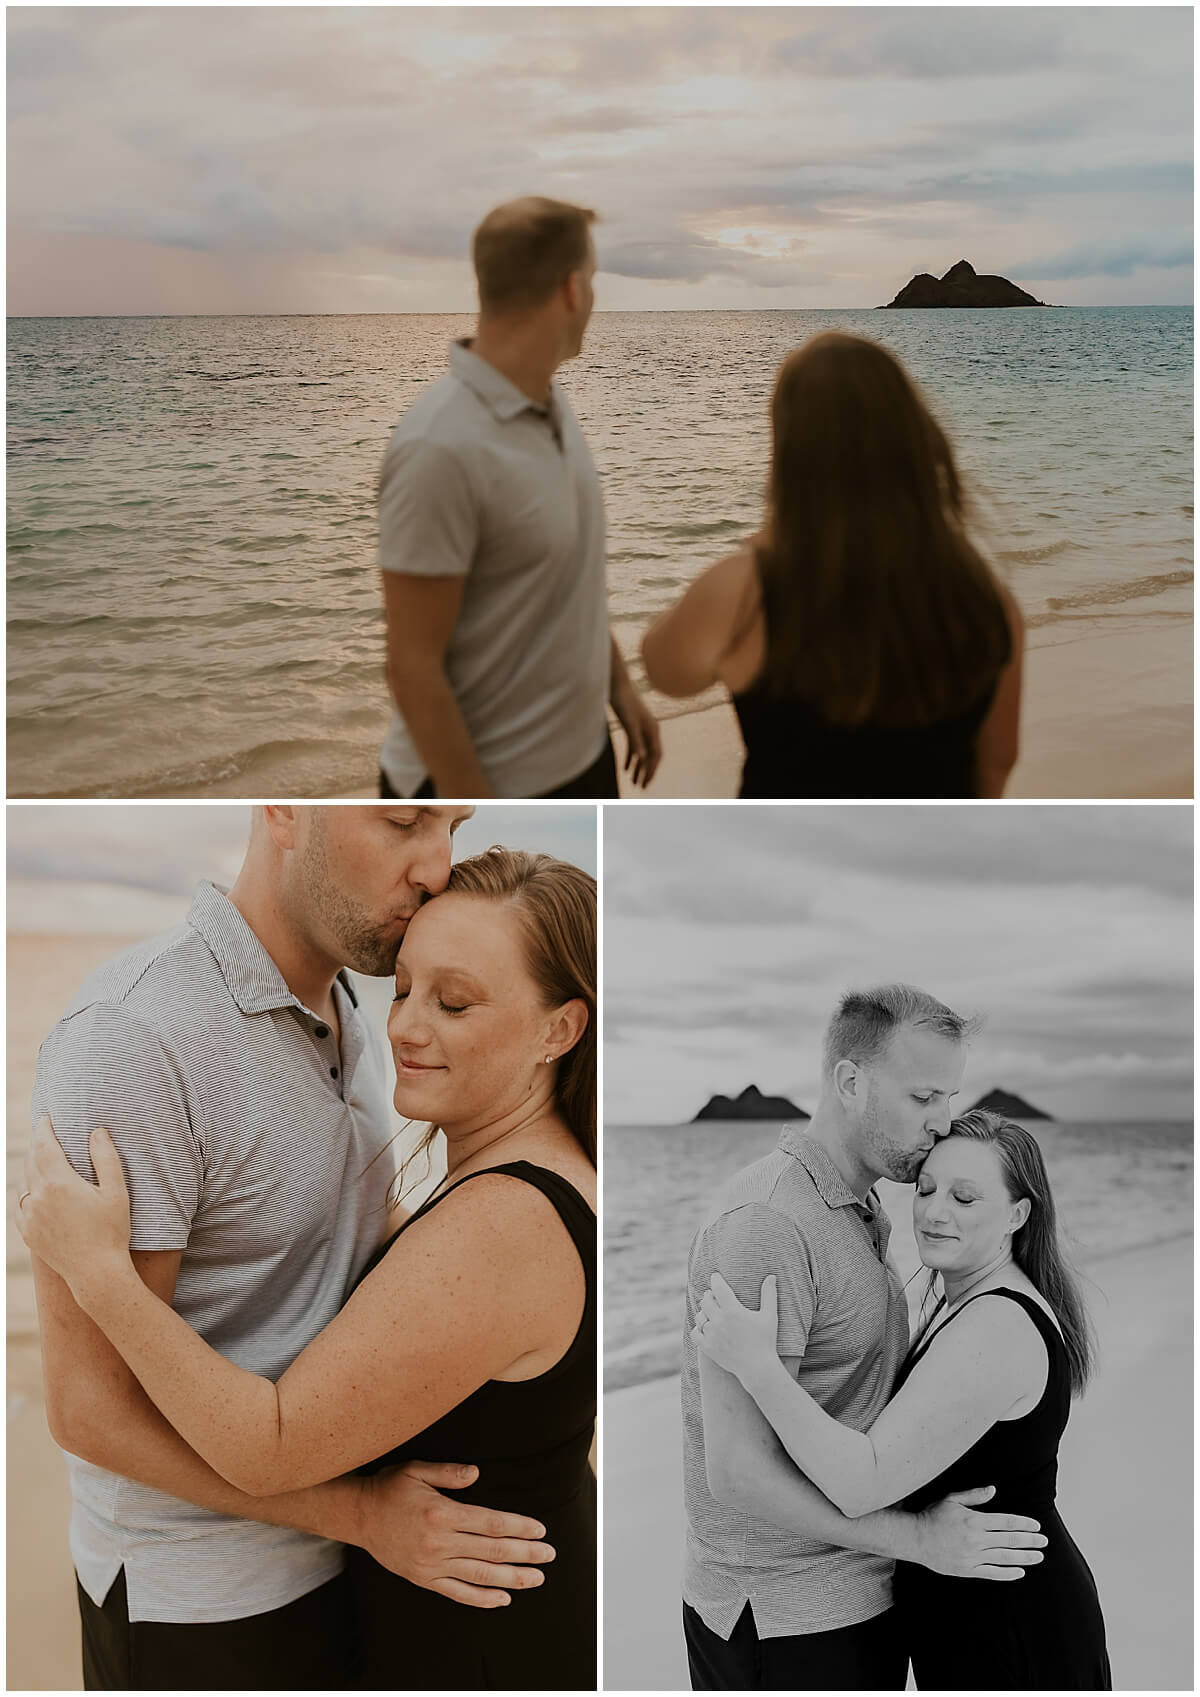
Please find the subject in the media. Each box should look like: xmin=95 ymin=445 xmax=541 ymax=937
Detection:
xmin=544 ymin=1055 xmax=554 ymax=1064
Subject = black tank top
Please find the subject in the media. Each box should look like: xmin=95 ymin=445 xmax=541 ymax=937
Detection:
xmin=356 ymin=1159 xmax=595 ymax=1494
xmin=733 ymin=677 xmax=994 ymax=799
xmin=348 ymin=1160 xmax=597 ymax=1690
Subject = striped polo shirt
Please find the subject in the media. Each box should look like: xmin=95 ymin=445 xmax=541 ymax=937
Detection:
xmin=682 ymin=1126 xmax=910 ymax=1639
xmin=31 ymin=882 xmax=395 ymax=1624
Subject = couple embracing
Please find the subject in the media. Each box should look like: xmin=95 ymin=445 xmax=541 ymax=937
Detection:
xmin=19 ymin=805 xmax=596 ymax=1691
xmin=683 ymin=983 xmax=1111 ymax=1690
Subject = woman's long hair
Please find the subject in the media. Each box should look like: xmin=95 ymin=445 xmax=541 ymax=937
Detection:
xmin=925 ymin=1109 xmax=1096 ymax=1396
xmin=755 ymin=331 xmax=1012 ymax=727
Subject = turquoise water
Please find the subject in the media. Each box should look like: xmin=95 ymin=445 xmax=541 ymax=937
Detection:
xmin=603 ymin=1118 xmax=1193 ymax=1391
xmin=7 ymin=308 xmax=1192 ymax=797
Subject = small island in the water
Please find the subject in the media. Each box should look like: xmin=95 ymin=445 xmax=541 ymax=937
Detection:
xmin=881 ymin=259 xmax=1046 ymax=309
xmin=968 ymin=1088 xmax=1054 ymax=1121
xmin=693 ymin=1084 xmax=809 ymax=1122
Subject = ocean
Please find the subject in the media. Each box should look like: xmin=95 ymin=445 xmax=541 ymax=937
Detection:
xmin=7 ymin=307 xmax=1192 ymax=798
xmin=603 ymin=1118 xmax=1193 ymax=1393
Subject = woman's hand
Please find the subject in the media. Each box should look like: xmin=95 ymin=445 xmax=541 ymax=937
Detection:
xmin=18 ymin=1117 xmax=135 ymax=1303
xmin=691 ymin=1271 xmax=781 ymax=1389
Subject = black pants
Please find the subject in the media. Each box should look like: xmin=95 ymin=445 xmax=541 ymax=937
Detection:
xmin=379 ymin=736 xmax=620 ymax=801
xmin=683 ymin=1599 xmax=908 ymax=1691
xmin=77 ymin=1567 xmax=355 ymax=1691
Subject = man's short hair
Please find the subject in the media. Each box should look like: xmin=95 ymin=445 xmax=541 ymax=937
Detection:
xmin=472 ymin=196 xmax=597 ymax=313
xmin=822 ymin=983 xmax=977 ymax=1077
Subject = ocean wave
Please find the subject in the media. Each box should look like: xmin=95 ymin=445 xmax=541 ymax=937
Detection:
xmin=10 ymin=735 xmax=373 ymax=801
xmin=995 ymin=538 xmax=1083 ymax=565
xmin=1043 ymin=569 xmax=1193 ymax=615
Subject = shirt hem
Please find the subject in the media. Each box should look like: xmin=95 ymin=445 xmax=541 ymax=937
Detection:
xmin=682 ymin=1584 xmax=894 ymax=1641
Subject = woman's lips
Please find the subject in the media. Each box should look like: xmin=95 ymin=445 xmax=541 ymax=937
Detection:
xmin=396 ymin=1058 xmax=444 ymax=1074
xmin=920 ymin=1229 xmax=957 ymax=1240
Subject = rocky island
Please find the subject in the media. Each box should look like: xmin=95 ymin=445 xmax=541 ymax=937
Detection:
xmin=881 ymin=259 xmax=1046 ymax=308
xmin=693 ymin=1084 xmax=809 ymax=1122
xmin=968 ymin=1088 xmax=1054 ymax=1121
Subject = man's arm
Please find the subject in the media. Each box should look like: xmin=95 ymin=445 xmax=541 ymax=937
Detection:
xmin=700 ymin=1353 xmax=1045 ymax=1581
xmin=378 ymin=433 xmax=490 ymax=797
xmin=381 ymin=572 xmax=493 ymax=797
xmin=35 ymin=1253 xmax=553 ymax=1608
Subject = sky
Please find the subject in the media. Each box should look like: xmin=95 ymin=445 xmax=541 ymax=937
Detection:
xmin=6 ymin=802 xmax=597 ymax=931
xmin=604 ymin=805 xmax=1193 ymax=1123
xmin=7 ymin=7 xmax=1193 ymax=314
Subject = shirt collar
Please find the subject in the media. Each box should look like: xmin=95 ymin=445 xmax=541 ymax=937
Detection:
xmin=449 ymin=338 xmax=557 ymax=424
xmin=187 ymin=882 xmax=359 ymax=1016
xmin=778 ymin=1125 xmax=890 ymax=1237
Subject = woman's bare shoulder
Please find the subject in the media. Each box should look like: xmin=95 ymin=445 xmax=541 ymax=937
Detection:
xmin=392 ymin=1166 xmax=591 ymax=1271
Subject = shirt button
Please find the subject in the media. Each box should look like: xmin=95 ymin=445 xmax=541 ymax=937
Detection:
xmin=330 ymin=1066 xmax=340 ymax=1079
xmin=314 ymin=1025 xmax=330 ymax=1039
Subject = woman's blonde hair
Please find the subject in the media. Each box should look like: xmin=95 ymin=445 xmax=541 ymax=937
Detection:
xmin=756 ymin=331 xmax=1012 ymax=727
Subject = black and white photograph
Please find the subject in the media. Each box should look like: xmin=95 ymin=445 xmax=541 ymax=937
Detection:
xmin=604 ymin=803 xmax=1192 ymax=1691
xmin=8 ymin=803 xmax=597 ymax=1691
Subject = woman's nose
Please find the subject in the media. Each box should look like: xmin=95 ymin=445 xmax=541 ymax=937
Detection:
xmin=388 ymin=999 xmax=428 ymax=1044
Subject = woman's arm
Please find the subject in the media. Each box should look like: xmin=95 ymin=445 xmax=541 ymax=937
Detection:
xmin=975 ymin=582 xmax=1024 ymax=798
xmin=641 ymin=549 xmax=757 ymax=697
xmin=695 ymin=1273 xmax=1045 ymax=1517
xmin=22 ymin=1123 xmax=584 ymax=1498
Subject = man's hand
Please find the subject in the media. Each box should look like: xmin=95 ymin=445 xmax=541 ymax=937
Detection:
xmin=356 ymin=1460 xmax=556 ymax=1609
xmin=610 ymin=673 xmax=662 ymax=789
xmin=913 ymin=1486 xmax=1047 ymax=1581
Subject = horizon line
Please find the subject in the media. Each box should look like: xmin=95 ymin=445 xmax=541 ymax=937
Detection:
xmin=6 ymin=302 xmax=1189 ymax=320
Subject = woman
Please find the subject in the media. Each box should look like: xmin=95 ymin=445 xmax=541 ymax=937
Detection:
xmin=20 ymin=847 xmax=597 ymax=1693
xmin=642 ymin=332 xmax=1024 ymax=798
xmin=693 ymin=1111 xmax=1110 ymax=1690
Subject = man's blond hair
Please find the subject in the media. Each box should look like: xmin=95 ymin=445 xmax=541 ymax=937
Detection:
xmin=472 ymin=196 xmax=597 ymax=313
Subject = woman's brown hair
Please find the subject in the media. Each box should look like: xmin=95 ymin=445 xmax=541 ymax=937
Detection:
xmin=755 ymin=331 xmax=1012 ymax=727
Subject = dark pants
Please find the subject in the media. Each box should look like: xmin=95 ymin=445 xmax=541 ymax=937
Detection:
xmin=379 ymin=735 xmax=620 ymax=800
xmin=683 ymin=1599 xmax=908 ymax=1691
xmin=77 ymin=1567 xmax=355 ymax=1691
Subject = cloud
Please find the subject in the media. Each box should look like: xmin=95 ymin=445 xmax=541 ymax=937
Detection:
xmin=8 ymin=7 xmax=1192 ymax=312
xmin=1020 ymin=233 xmax=1194 ymax=281
xmin=604 ymin=807 xmax=1193 ymax=1124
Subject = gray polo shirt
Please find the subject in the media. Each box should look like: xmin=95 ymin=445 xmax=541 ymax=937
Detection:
xmin=378 ymin=339 xmax=611 ymax=797
xmin=682 ymin=1127 xmax=910 ymax=1639
xmin=31 ymin=882 xmax=395 ymax=1624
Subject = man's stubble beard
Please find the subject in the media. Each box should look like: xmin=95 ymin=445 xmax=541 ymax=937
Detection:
xmin=861 ymin=1090 xmax=926 ymax=1185
xmin=299 ymin=823 xmax=406 ymax=979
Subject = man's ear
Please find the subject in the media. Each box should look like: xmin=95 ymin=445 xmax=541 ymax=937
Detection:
xmin=262 ymin=805 xmax=299 ymax=850
xmin=833 ymin=1058 xmax=860 ymax=1106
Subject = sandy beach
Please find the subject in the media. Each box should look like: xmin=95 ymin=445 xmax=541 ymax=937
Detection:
xmin=603 ymin=1230 xmax=1193 ymax=1690
xmin=620 ymin=616 xmax=1193 ymax=799
xmin=7 ymin=933 xmax=140 ymax=1691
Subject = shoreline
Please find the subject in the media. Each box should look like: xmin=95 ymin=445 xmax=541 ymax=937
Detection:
xmin=621 ymin=614 xmax=1192 ymax=799
xmin=605 ymin=1221 xmax=1196 ymax=1398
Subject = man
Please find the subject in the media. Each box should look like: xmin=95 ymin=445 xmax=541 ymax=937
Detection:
xmin=682 ymin=983 xmax=1048 ymax=1689
xmin=29 ymin=805 xmax=555 ymax=1690
xmin=378 ymin=194 xmax=661 ymax=798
